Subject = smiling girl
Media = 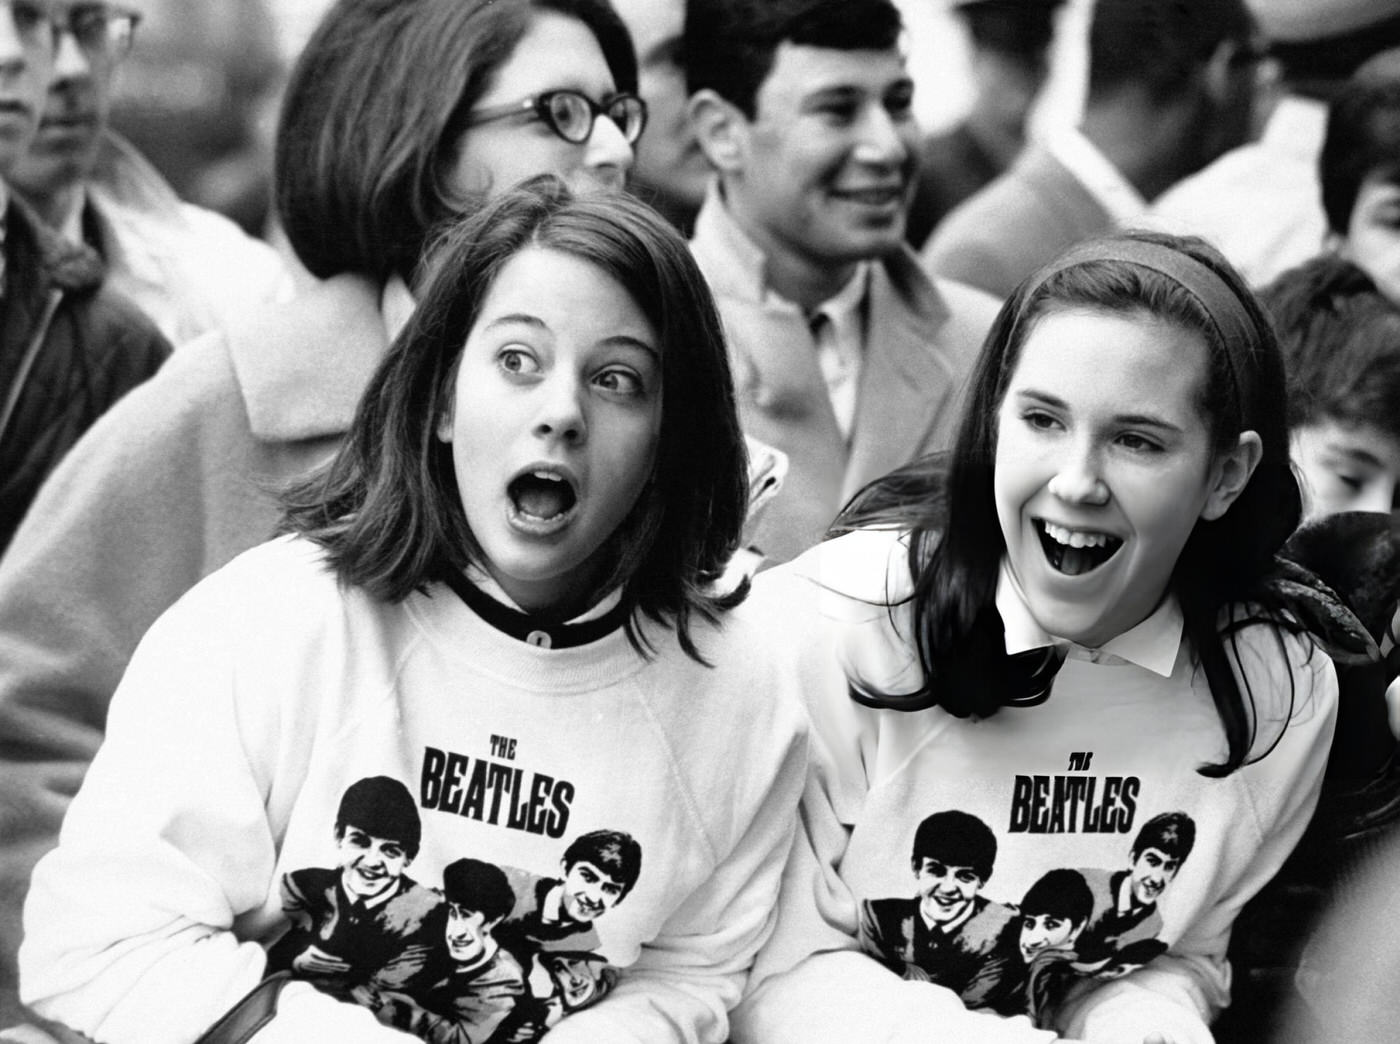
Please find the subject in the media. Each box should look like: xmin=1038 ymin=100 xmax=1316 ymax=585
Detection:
xmin=18 ymin=180 xmax=807 ymax=1044
xmin=732 ymin=233 xmax=1338 ymax=1044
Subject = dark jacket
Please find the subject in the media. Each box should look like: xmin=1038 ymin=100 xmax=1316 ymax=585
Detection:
xmin=0 ymin=197 xmax=170 ymax=553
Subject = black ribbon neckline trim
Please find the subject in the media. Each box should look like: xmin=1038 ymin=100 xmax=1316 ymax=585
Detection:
xmin=442 ymin=570 xmax=630 ymax=650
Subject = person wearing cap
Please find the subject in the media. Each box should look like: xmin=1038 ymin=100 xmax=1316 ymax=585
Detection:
xmin=6 ymin=1 xmax=290 ymax=346
xmin=1145 ymin=0 xmax=1400 ymax=287
xmin=924 ymin=0 xmax=1264 ymax=299
xmin=857 ymin=810 xmax=1021 ymax=1011
xmin=905 ymin=0 xmax=1064 ymax=248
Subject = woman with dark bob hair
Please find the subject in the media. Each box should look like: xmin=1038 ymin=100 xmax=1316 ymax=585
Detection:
xmin=731 ymin=233 xmax=1337 ymax=1044
xmin=0 ymin=0 xmax=647 ymax=1012
xmin=20 ymin=179 xmax=807 ymax=1043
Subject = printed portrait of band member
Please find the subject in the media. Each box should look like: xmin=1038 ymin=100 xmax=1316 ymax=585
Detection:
xmin=502 ymin=948 xmax=621 ymax=1039
xmin=497 ymin=830 xmax=641 ymax=974
xmin=858 ymin=810 xmax=1021 ymax=1012
xmin=1073 ymin=811 xmax=1197 ymax=976
xmin=374 ymin=857 xmax=529 ymax=1044
xmin=1016 ymin=868 xmax=1096 ymax=1025
xmin=265 ymin=776 xmax=443 ymax=999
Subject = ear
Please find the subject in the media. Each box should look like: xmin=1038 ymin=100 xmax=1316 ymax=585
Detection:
xmin=688 ymin=88 xmax=750 ymax=175
xmin=1201 ymin=39 xmax=1236 ymax=103
xmin=1200 ymin=430 xmax=1263 ymax=521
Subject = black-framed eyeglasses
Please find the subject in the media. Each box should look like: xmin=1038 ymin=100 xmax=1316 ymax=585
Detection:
xmin=55 ymin=3 xmax=140 ymax=58
xmin=464 ymin=90 xmax=647 ymax=146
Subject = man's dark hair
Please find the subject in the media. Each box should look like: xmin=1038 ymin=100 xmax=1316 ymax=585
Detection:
xmin=1322 ymin=72 xmax=1400 ymax=234
xmin=1087 ymin=0 xmax=1253 ymax=105
xmin=1259 ymin=255 xmax=1400 ymax=441
xmin=442 ymin=858 xmax=516 ymax=923
xmin=335 ymin=776 xmax=423 ymax=860
xmin=563 ymin=829 xmax=642 ymax=900
xmin=954 ymin=0 xmax=1062 ymax=59
xmin=911 ymin=810 xmax=997 ymax=882
xmin=684 ymin=0 xmax=904 ymax=117
xmin=1132 ymin=812 xmax=1196 ymax=862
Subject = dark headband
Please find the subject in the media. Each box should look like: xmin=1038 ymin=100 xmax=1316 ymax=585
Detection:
xmin=1018 ymin=238 xmax=1255 ymax=409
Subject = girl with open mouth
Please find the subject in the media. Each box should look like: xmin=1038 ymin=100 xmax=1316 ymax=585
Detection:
xmin=19 ymin=180 xmax=807 ymax=1044
xmin=732 ymin=232 xmax=1338 ymax=1044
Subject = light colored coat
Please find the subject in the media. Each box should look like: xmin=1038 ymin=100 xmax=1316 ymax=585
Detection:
xmin=921 ymin=143 xmax=1113 ymax=300
xmin=690 ymin=191 xmax=999 ymax=565
xmin=82 ymin=133 xmax=294 ymax=345
xmin=0 ymin=274 xmax=388 ymax=1032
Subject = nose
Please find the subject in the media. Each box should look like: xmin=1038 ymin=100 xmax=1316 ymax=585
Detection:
xmin=1047 ymin=442 xmax=1110 ymax=505
xmin=851 ymin=105 xmax=909 ymax=168
xmin=52 ymin=27 xmax=90 ymax=81
xmin=534 ymin=374 xmax=587 ymax=444
xmin=575 ymin=110 xmax=633 ymax=193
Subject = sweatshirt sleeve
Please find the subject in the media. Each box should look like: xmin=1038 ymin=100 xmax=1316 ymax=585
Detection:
xmin=539 ymin=653 xmax=810 ymax=1043
xmin=0 ymin=335 xmax=266 ymax=1029
xmin=16 ymin=563 xmax=412 ymax=1044
xmin=1055 ymin=626 xmax=1339 ymax=1044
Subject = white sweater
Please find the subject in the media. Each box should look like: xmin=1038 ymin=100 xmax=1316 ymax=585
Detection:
xmin=732 ymin=528 xmax=1337 ymax=1044
xmin=19 ymin=536 xmax=808 ymax=1044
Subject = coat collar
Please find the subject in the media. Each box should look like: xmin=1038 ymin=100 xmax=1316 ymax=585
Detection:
xmin=226 ymin=272 xmax=390 ymax=443
xmin=6 ymin=195 xmax=105 ymax=295
xmin=691 ymin=182 xmax=957 ymax=484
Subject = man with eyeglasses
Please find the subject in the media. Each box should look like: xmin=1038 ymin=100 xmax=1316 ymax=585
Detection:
xmin=7 ymin=1 xmax=289 ymax=346
xmin=0 ymin=0 xmax=167 ymax=551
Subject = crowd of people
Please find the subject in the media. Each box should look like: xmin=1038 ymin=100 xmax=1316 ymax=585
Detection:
xmin=0 ymin=1 xmax=1398 ymax=1043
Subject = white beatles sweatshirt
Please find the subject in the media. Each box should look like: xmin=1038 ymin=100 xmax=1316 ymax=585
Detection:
xmin=20 ymin=536 xmax=808 ymax=1044
xmin=732 ymin=527 xmax=1337 ymax=1044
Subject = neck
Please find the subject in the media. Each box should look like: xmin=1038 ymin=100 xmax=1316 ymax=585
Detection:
xmin=1080 ymin=95 xmax=1202 ymax=203
xmin=720 ymin=179 xmax=859 ymax=310
xmin=14 ymin=182 xmax=84 ymax=240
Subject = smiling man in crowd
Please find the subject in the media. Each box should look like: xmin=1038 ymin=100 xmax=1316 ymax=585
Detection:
xmin=684 ymin=0 xmax=998 ymax=566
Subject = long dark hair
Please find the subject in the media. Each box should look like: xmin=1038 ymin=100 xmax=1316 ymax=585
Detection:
xmin=838 ymin=231 xmax=1303 ymax=776
xmin=281 ymin=177 xmax=748 ymax=663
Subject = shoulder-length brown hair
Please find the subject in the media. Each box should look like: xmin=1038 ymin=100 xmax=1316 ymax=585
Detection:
xmin=276 ymin=0 xmax=637 ymax=283
xmin=282 ymin=176 xmax=749 ymax=663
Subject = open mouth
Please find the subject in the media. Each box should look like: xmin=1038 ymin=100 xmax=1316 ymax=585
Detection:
xmin=1035 ymin=520 xmax=1123 ymax=576
xmin=508 ymin=469 xmax=578 ymax=522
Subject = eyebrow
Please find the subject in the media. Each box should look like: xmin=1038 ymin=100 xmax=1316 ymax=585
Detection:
xmin=482 ymin=314 xmax=659 ymax=359
xmin=1323 ymin=442 xmax=1386 ymax=469
xmin=1012 ymin=390 xmax=1185 ymax=435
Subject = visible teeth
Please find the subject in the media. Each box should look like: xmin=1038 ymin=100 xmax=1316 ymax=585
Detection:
xmin=1043 ymin=522 xmax=1112 ymax=549
xmin=531 ymin=470 xmax=563 ymax=483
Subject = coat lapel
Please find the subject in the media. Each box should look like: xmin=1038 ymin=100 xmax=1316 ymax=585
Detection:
xmin=844 ymin=253 xmax=953 ymax=499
